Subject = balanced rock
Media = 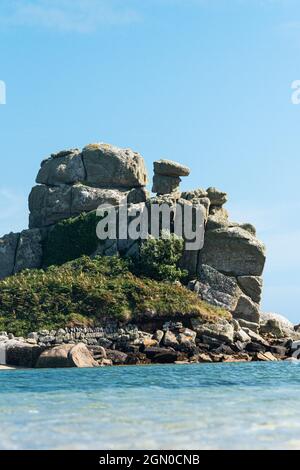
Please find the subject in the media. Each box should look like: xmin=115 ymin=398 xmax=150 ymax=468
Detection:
xmin=152 ymin=159 xmax=190 ymax=195
xmin=154 ymin=159 xmax=190 ymax=177
xmin=82 ymin=143 xmax=147 ymax=188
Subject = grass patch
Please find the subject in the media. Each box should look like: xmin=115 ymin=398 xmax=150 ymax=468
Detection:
xmin=0 ymin=255 xmax=230 ymax=336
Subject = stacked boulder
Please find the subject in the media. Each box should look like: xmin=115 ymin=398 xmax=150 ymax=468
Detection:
xmin=0 ymin=142 xmax=148 ymax=279
xmin=29 ymin=143 xmax=148 ymax=229
xmin=152 ymin=159 xmax=190 ymax=195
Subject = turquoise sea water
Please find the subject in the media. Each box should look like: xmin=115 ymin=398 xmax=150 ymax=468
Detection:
xmin=0 ymin=362 xmax=300 ymax=450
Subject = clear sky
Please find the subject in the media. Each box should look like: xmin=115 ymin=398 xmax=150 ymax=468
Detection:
xmin=0 ymin=0 xmax=300 ymax=322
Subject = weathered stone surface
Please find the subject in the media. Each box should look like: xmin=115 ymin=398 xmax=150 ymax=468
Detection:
xmin=260 ymin=312 xmax=295 ymax=338
xmin=82 ymin=143 xmax=147 ymax=188
xmin=106 ymin=349 xmax=128 ymax=365
xmin=68 ymin=343 xmax=98 ymax=368
xmin=152 ymin=174 xmax=180 ymax=195
xmin=198 ymin=265 xmax=239 ymax=297
xmin=181 ymin=188 xmax=208 ymax=200
xmin=189 ymin=265 xmax=241 ymax=311
xmin=71 ymin=185 xmax=146 ymax=215
xmin=233 ymin=295 xmax=260 ymax=324
xmin=191 ymin=318 xmax=234 ymax=344
xmin=152 ymin=350 xmax=178 ymax=363
xmin=237 ymin=318 xmax=259 ymax=333
xmin=154 ymin=159 xmax=190 ymax=177
xmin=200 ymin=227 xmax=266 ymax=276
xmin=206 ymin=187 xmax=227 ymax=206
xmin=36 ymin=344 xmax=73 ymax=368
xmin=36 ymin=342 xmax=96 ymax=368
xmin=144 ymin=346 xmax=175 ymax=359
xmin=163 ymin=331 xmax=179 ymax=348
xmin=206 ymin=207 xmax=230 ymax=230
xmin=14 ymin=229 xmax=43 ymax=273
xmin=237 ymin=276 xmax=263 ymax=303
xmin=189 ymin=280 xmax=239 ymax=311
xmin=234 ymin=328 xmax=251 ymax=343
xmin=6 ymin=342 xmax=45 ymax=368
xmin=239 ymin=223 xmax=256 ymax=237
xmin=29 ymin=184 xmax=72 ymax=228
xmin=36 ymin=149 xmax=84 ymax=186
xmin=29 ymin=184 xmax=148 ymax=228
xmin=72 ymin=185 xmax=126 ymax=214
xmin=254 ymin=351 xmax=277 ymax=362
xmin=243 ymin=329 xmax=270 ymax=347
xmin=127 ymin=187 xmax=149 ymax=205
xmin=0 ymin=232 xmax=19 ymax=280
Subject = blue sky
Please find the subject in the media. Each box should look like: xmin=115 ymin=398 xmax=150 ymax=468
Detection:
xmin=1 ymin=0 xmax=300 ymax=321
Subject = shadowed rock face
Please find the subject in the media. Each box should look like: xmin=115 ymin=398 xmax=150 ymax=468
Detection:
xmin=0 ymin=233 xmax=19 ymax=279
xmin=0 ymin=229 xmax=43 ymax=280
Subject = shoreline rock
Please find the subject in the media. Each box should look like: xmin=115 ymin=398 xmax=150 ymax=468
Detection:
xmin=0 ymin=313 xmax=298 ymax=369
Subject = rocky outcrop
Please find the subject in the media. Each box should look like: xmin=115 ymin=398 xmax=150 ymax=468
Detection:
xmin=0 ymin=140 xmax=270 ymax=334
xmin=0 ymin=233 xmax=19 ymax=279
xmin=30 ymin=142 xmax=148 ymax=229
xmin=0 ymin=229 xmax=43 ymax=280
xmin=2 ymin=314 xmax=299 ymax=368
xmin=152 ymin=159 xmax=190 ymax=195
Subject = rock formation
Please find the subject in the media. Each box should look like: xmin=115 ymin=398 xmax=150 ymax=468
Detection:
xmin=152 ymin=159 xmax=190 ymax=195
xmin=30 ymin=143 xmax=148 ymax=229
xmin=0 ymin=140 xmax=267 ymax=336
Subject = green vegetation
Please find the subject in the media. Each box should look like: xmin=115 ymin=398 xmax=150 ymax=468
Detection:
xmin=0 ymin=255 xmax=229 ymax=336
xmin=43 ymin=211 xmax=100 ymax=267
xmin=137 ymin=231 xmax=188 ymax=282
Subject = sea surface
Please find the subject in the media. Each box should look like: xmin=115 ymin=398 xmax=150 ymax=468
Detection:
xmin=0 ymin=362 xmax=300 ymax=450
